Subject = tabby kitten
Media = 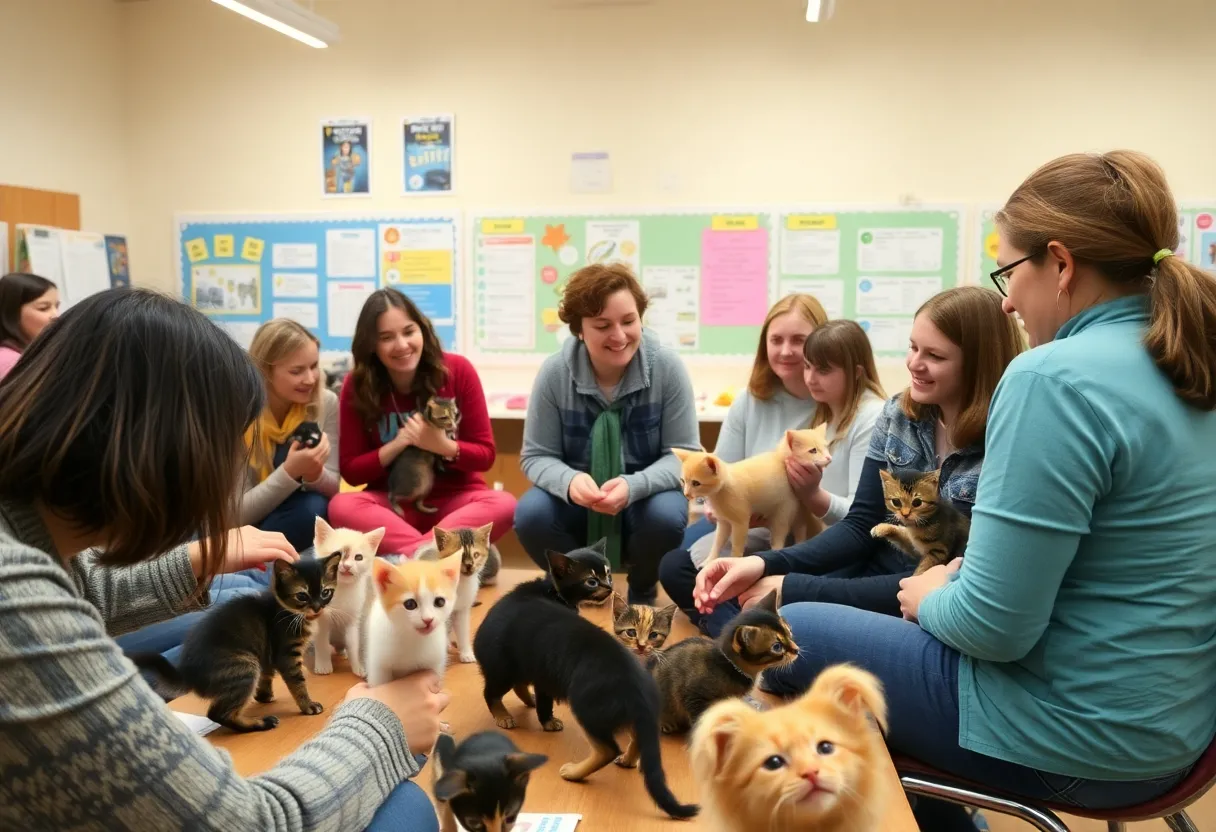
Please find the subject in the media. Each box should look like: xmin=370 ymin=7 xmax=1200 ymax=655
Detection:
xmin=647 ymin=591 xmax=798 ymax=735
xmin=611 ymin=592 xmax=676 ymax=661
xmin=427 ymin=523 xmax=493 ymax=663
xmin=871 ymin=468 xmax=970 ymax=575
xmin=129 ymin=553 xmax=342 ymax=732
xmin=432 ymin=731 xmax=548 ymax=832
xmin=387 ymin=396 xmax=460 ymax=515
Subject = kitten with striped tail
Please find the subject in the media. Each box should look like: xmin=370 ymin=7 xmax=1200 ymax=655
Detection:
xmin=417 ymin=523 xmax=494 ymax=664
xmin=366 ymin=550 xmax=462 ymax=686
xmin=310 ymin=518 xmax=385 ymax=678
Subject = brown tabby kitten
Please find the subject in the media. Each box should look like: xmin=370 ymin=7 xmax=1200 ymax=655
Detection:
xmin=872 ymin=468 xmax=971 ymax=575
xmin=645 ymin=591 xmax=799 ymax=737
xmin=612 ymin=593 xmax=677 ymax=662
xmin=387 ymin=396 xmax=460 ymax=515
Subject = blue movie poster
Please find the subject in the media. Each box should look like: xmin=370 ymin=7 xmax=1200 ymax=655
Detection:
xmin=403 ymin=115 xmax=453 ymax=194
xmin=322 ymin=119 xmax=371 ymax=197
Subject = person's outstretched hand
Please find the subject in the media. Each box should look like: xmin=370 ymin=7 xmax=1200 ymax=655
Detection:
xmin=225 ymin=526 xmax=298 ymax=573
xmin=693 ymin=555 xmax=766 ymax=614
xmin=345 ymin=671 xmax=451 ymax=755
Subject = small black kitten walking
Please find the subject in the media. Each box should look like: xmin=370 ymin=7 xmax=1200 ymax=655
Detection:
xmin=473 ymin=542 xmax=698 ymax=820
xmin=287 ymin=421 xmax=322 ymax=449
xmin=388 ymin=396 xmax=459 ymax=516
xmin=129 ymin=553 xmax=341 ymax=732
xmin=432 ymin=731 xmax=547 ymax=832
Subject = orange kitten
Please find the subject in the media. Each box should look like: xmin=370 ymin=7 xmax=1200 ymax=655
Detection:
xmin=366 ymin=552 xmax=461 ymax=686
xmin=674 ymin=427 xmax=831 ymax=564
xmin=690 ymin=664 xmax=890 ymax=832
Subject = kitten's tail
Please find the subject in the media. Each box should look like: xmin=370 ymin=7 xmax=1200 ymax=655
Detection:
xmin=634 ymin=708 xmax=700 ymax=819
xmin=126 ymin=651 xmax=191 ymax=700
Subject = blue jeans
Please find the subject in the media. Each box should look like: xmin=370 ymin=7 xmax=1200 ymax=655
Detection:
xmin=259 ymin=488 xmax=330 ymax=553
xmin=364 ymin=778 xmax=438 ymax=832
xmin=681 ymin=515 xmax=714 ymax=549
xmin=766 ymin=602 xmax=1192 ymax=830
xmin=513 ymin=486 xmax=688 ymax=599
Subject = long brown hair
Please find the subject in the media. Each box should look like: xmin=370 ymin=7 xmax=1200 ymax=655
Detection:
xmin=902 ymin=287 xmax=1025 ymax=449
xmin=0 ymin=271 xmax=57 ymax=350
xmin=998 ymin=150 xmax=1216 ymax=410
xmin=748 ymin=294 xmax=829 ymax=400
xmin=804 ymin=320 xmax=887 ymax=446
xmin=247 ymin=318 xmax=322 ymax=471
xmin=349 ymin=288 xmax=447 ymax=426
xmin=0 ymin=289 xmax=263 ymax=583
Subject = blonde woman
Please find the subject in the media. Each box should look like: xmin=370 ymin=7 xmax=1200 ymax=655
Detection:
xmin=241 ymin=318 xmax=340 ymax=551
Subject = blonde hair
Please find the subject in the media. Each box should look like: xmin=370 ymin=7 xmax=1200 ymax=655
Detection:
xmin=248 ymin=318 xmax=323 ymax=421
xmin=902 ymin=287 xmax=1025 ymax=449
xmin=998 ymin=150 xmax=1216 ymax=410
xmin=803 ymin=320 xmax=887 ymax=447
xmin=748 ymin=294 xmax=829 ymax=400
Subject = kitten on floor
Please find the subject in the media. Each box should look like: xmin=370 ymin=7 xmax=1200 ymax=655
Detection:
xmin=128 ymin=553 xmax=342 ymax=732
xmin=872 ymin=468 xmax=971 ymax=575
xmin=473 ymin=545 xmax=698 ymax=819
xmin=310 ymin=518 xmax=385 ymax=677
xmin=612 ymin=592 xmax=676 ymax=662
xmin=432 ymin=731 xmax=548 ymax=832
xmin=365 ymin=550 xmax=461 ymax=686
xmin=649 ymin=591 xmax=798 ymax=734
xmin=675 ymin=426 xmax=832 ymax=565
xmin=426 ymin=523 xmax=493 ymax=663
xmin=690 ymin=663 xmax=890 ymax=832
xmin=387 ymin=396 xmax=460 ymax=515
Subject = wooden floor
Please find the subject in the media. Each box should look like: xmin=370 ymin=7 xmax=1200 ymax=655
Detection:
xmin=174 ymin=569 xmax=918 ymax=831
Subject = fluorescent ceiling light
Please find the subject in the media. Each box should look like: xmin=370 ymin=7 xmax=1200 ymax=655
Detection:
xmin=210 ymin=0 xmax=340 ymax=48
xmin=807 ymin=0 xmax=836 ymax=22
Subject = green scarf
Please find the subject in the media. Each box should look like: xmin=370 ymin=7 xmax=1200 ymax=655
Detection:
xmin=588 ymin=403 xmax=624 ymax=569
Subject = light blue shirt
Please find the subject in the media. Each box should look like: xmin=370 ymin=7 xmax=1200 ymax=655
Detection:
xmin=919 ymin=295 xmax=1216 ymax=780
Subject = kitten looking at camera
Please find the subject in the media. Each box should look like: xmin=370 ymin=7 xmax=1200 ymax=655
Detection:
xmin=365 ymin=550 xmax=462 ymax=686
xmin=310 ymin=518 xmax=385 ymax=677
xmin=387 ymin=396 xmax=460 ymax=515
xmin=418 ymin=523 xmax=493 ymax=663
xmin=872 ymin=468 xmax=970 ymax=575
xmin=612 ymin=592 xmax=676 ymax=662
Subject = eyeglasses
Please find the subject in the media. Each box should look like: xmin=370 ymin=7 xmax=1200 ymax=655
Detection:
xmin=989 ymin=253 xmax=1035 ymax=297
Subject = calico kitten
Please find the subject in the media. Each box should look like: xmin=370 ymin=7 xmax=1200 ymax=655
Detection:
xmin=690 ymin=664 xmax=890 ymax=832
xmin=129 ymin=553 xmax=341 ymax=732
xmin=387 ymin=396 xmax=460 ymax=516
xmin=430 ymin=523 xmax=493 ymax=663
xmin=872 ymin=468 xmax=971 ymax=575
xmin=611 ymin=592 xmax=676 ymax=661
xmin=675 ymin=426 xmax=832 ymax=565
xmin=288 ymin=420 xmax=322 ymax=449
xmin=310 ymin=518 xmax=385 ymax=677
xmin=473 ymin=544 xmax=698 ymax=820
xmin=365 ymin=551 xmax=462 ymax=685
xmin=432 ymin=731 xmax=548 ymax=832
xmin=648 ymin=591 xmax=798 ymax=735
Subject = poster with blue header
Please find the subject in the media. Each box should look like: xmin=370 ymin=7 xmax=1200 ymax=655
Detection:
xmin=402 ymin=115 xmax=453 ymax=195
xmin=322 ymin=118 xmax=371 ymax=197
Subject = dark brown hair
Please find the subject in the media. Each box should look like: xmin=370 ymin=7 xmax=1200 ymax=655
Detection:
xmin=0 ymin=272 xmax=57 ymax=350
xmin=997 ymin=150 xmax=1216 ymax=410
xmin=557 ymin=263 xmax=648 ymax=336
xmin=804 ymin=320 xmax=887 ymax=445
xmin=902 ymin=286 xmax=1026 ymax=449
xmin=349 ymin=288 xmax=447 ymax=426
xmin=0 ymin=289 xmax=263 ymax=582
xmin=749 ymin=293 xmax=829 ymax=400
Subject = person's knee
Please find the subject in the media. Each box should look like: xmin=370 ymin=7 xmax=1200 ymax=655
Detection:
xmin=633 ymin=491 xmax=689 ymax=550
xmin=301 ymin=491 xmax=330 ymax=521
xmin=513 ymin=487 xmax=558 ymax=537
xmin=658 ymin=548 xmax=694 ymax=596
xmin=366 ymin=781 xmax=438 ymax=832
xmin=481 ymin=489 xmax=517 ymax=534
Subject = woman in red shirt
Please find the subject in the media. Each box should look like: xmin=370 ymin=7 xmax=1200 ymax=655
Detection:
xmin=329 ymin=288 xmax=516 ymax=556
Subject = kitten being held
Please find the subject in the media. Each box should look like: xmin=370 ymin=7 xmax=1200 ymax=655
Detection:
xmin=612 ymin=592 xmax=676 ymax=662
xmin=691 ymin=664 xmax=890 ymax=832
xmin=366 ymin=550 xmax=461 ymax=686
xmin=310 ymin=518 xmax=385 ymax=677
xmin=287 ymin=420 xmax=322 ymax=449
xmin=432 ymin=731 xmax=548 ymax=832
xmin=387 ymin=396 xmax=460 ymax=516
xmin=871 ymin=468 xmax=970 ymax=575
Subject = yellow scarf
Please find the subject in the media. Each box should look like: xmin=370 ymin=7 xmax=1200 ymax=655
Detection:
xmin=245 ymin=403 xmax=307 ymax=482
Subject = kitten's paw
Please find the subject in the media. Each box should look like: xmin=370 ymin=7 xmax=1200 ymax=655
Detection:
xmin=458 ymin=651 xmax=477 ymax=664
xmin=350 ymin=661 xmax=366 ymax=679
xmin=312 ymin=657 xmax=333 ymax=675
xmin=494 ymin=716 xmax=517 ymax=730
xmin=301 ymin=701 xmax=324 ymax=715
xmin=542 ymin=718 xmax=564 ymax=732
xmin=258 ymin=716 xmax=280 ymax=730
xmin=559 ymin=763 xmax=586 ymax=782
xmin=871 ymin=523 xmax=897 ymax=539
xmin=614 ymin=754 xmax=638 ymax=769
xmin=254 ymin=690 xmax=275 ymax=704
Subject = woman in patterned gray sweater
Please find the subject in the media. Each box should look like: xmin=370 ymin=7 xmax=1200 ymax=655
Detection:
xmin=0 ymin=289 xmax=447 ymax=832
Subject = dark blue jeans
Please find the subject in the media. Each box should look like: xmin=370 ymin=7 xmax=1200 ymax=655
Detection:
xmin=681 ymin=515 xmax=714 ymax=549
xmin=766 ymin=602 xmax=1193 ymax=831
xmin=513 ymin=486 xmax=688 ymax=600
xmin=364 ymin=777 xmax=438 ymax=832
xmin=258 ymin=488 xmax=330 ymax=553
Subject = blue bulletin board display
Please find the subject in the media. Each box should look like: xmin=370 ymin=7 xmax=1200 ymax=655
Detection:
xmin=175 ymin=212 xmax=460 ymax=353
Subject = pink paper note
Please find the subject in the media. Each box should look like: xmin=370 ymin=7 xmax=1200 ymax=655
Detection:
xmin=700 ymin=229 xmax=770 ymax=326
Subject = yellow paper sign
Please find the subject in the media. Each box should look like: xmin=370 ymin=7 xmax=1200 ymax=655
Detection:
xmin=214 ymin=234 xmax=235 ymax=258
xmin=711 ymin=215 xmax=759 ymax=231
xmin=241 ymin=237 xmax=265 ymax=262
xmin=541 ymin=307 xmax=560 ymax=326
xmin=185 ymin=238 xmax=209 ymax=263
xmin=985 ymin=230 xmax=1001 ymax=260
xmin=382 ymin=250 xmax=453 ymax=285
xmin=786 ymin=214 xmax=838 ymax=230
xmin=481 ymin=219 xmax=525 ymax=234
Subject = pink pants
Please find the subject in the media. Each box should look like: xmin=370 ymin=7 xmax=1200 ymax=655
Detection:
xmin=328 ymin=487 xmax=517 ymax=557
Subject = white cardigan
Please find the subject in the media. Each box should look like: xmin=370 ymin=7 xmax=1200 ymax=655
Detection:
xmin=817 ymin=391 xmax=885 ymax=524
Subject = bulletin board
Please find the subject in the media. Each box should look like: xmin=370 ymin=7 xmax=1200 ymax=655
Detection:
xmin=977 ymin=206 xmax=1000 ymax=284
xmin=175 ymin=212 xmax=460 ymax=352
xmin=775 ymin=206 xmax=965 ymax=357
xmin=468 ymin=209 xmax=776 ymax=360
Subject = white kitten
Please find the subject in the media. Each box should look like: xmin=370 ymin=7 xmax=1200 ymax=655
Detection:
xmin=365 ymin=550 xmax=461 ymax=686
xmin=310 ymin=518 xmax=385 ymax=678
xmin=425 ymin=523 xmax=493 ymax=663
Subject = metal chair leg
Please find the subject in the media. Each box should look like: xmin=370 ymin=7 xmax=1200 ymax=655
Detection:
xmin=1164 ymin=812 xmax=1199 ymax=832
xmin=1106 ymin=822 xmax=1126 ymax=832
xmin=900 ymin=774 xmax=1072 ymax=832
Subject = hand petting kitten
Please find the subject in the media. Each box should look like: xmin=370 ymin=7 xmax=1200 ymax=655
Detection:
xmin=897 ymin=558 xmax=962 ymax=622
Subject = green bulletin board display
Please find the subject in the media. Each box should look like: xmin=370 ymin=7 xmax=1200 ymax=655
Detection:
xmin=978 ymin=206 xmax=1000 ymax=285
xmin=468 ymin=210 xmax=775 ymax=359
xmin=775 ymin=206 xmax=964 ymax=357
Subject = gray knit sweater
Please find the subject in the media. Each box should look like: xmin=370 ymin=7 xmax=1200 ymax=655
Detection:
xmin=0 ymin=499 xmax=421 ymax=831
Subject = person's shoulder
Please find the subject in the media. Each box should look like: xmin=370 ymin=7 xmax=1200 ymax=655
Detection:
xmin=441 ymin=351 xmax=476 ymax=378
xmin=853 ymin=392 xmax=886 ymax=427
xmin=319 ymin=386 xmax=340 ymax=410
xmin=878 ymin=391 xmax=906 ymax=421
xmin=647 ymin=337 xmax=690 ymax=381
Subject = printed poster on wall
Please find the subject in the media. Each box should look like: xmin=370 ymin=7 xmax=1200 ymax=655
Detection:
xmin=402 ymin=115 xmax=453 ymax=195
xmin=321 ymin=119 xmax=371 ymax=197
xmin=105 ymin=235 xmax=130 ymax=287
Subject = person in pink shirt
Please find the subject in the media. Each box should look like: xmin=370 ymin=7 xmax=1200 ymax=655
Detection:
xmin=0 ymin=272 xmax=59 ymax=381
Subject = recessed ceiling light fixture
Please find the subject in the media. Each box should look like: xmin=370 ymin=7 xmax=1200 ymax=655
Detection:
xmin=807 ymin=0 xmax=836 ymax=22
xmin=210 ymin=0 xmax=340 ymax=49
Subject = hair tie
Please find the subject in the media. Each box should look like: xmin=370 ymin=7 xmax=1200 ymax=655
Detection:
xmin=1153 ymin=249 xmax=1174 ymax=265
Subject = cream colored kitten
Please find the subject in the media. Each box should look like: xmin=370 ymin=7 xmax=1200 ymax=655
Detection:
xmin=365 ymin=552 xmax=461 ymax=686
xmin=310 ymin=518 xmax=385 ymax=677
xmin=674 ymin=426 xmax=831 ymax=565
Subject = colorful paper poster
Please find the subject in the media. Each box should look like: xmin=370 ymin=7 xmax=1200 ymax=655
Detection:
xmin=104 ymin=235 xmax=129 ymax=287
xmin=1196 ymin=212 xmax=1216 ymax=271
xmin=402 ymin=115 xmax=453 ymax=194
xmin=642 ymin=265 xmax=699 ymax=349
xmin=192 ymin=264 xmax=262 ymax=314
xmin=513 ymin=814 xmax=582 ymax=832
xmin=379 ymin=223 xmax=455 ymax=322
xmin=700 ymin=228 xmax=770 ymax=326
xmin=322 ymin=119 xmax=371 ymax=197
xmin=585 ymin=220 xmax=640 ymax=271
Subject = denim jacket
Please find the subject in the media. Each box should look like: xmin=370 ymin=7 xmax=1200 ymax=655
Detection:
xmin=867 ymin=393 xmax=982 ymax=508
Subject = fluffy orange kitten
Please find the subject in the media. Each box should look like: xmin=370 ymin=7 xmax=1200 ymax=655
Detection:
xmin=690 ymin=664 xmax=890 ymax=832
xmin=674 ymin=427 xmax=831 ymax=564
xmin=365 ymin=552 xmax=461 ymax=686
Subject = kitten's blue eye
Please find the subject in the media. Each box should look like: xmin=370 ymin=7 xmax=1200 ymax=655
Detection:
xmin=771 ymin=641 xmax=784 ymax=654
xmin=817 ymin=740 xmax=835 ymax=755
xmin=294 ymin=592 xmax=309 ymax=603
xmin=762 ymin=755 xmax=787 ymax=770
xmin=404 ymin=599 xmax=418 ymax=610
xmin=586 ymin=578 xmax=598 ymax=588
xmin=435 ymin=597 xmax=446 ymax=608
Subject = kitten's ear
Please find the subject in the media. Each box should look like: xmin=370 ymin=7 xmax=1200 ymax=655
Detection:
xmin=438 ymin=551 xmax=462 ymax=583
xmin=611 ymin=591 xmax=627 ymax=620
xmin=314 ymin=516 xmax=334 ymax=544
xmin=589 ymin=538 xmax=608 ymax=555
xmin=546 ymin=550 xmax=573 ymax=579
xmin=475 ymin=521 xmax=494 ymax=541
xmin=434 ymin=732 xmax=457 ymax=764
xmin=806 ymin=663 xmax=889 ymax=734
xmin=433 ymin=769 xmax=470 ymax=802
xmin=755 ymin=590 xmax=780 ymax=613
xmin=921 ymin=469 xmax=942 ymax=490
xmin=364 ymin=527 xmax=387 ymax=554
xmin=732 ymin=625 xmax=762 ymax=655
xmin=504 ymin=751 xmax=549 ymax=777
xmin=878 ymin=468 xmax=895 ymax=485
xmin=321 ymin=551 xmax=342 ymax=579
xmin=654 ymin=603 xmax=678 ymax=628
xmin=372 ymin=558 xmax=400 ymax=595
xmin=671 ymin=448 xmax=691 ymax=462
xmin=271 ymin=558 xmax=295 ymax=586
xmin=690 ymin=700 xmax=753 ymax=779
xmin=785 ymin=429 xmax=797 ymax=450
xmin=705 ymin=456 xmax=719 ymax=474
xmin=432 ymin=526 xmax=451 ymax=551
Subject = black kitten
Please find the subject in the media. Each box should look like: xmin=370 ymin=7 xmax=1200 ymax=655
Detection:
xmin=129 ymin=553 xmax=341 ymax=732
xmin=472 ymin=543 xmax=699 ymax=820
xmin=288 ymin=421 xmax=322 ymax=449
xmin=432 ymin=731 xmax=547 ymax=832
